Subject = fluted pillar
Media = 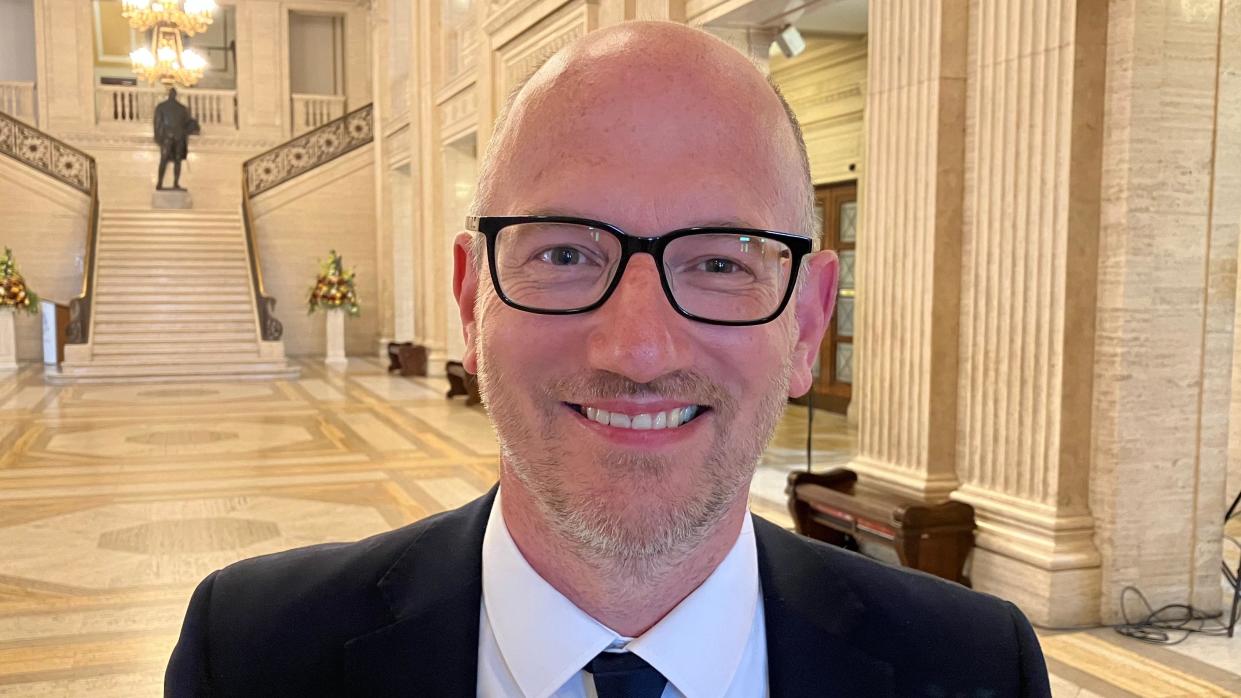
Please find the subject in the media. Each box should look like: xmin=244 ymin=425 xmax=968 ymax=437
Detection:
xmin=950 ymin=0 xmax=1107 ymax=627
xmin=847 ymin=0 xmax=967 ymax=502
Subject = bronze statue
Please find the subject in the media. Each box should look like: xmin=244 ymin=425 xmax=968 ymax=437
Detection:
xmin=153 ymin=88 xmax=198 ymax=190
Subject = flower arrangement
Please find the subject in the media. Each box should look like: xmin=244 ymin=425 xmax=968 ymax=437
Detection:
xmin=307 ymin=250 xmax=359 ymax=316
xmin=0 ymin=248 xmax=38 ymax=314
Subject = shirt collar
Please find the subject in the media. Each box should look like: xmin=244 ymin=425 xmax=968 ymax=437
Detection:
xmin=481 ymin=488 xmax=760 ymax=698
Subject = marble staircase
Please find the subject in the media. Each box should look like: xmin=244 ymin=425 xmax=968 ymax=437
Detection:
xmin=50 ymin=209 xmax=299 ymax=382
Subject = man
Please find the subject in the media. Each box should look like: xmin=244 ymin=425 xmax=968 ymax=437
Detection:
xmin=166 ymin=22 xmax=1050 ymax=697
xmin=154 ymin=87 xmax=195 ymax=190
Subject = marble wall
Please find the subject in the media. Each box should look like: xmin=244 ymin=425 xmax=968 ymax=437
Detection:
xmin=0 ymin=155 xmax=89 ymax=361
xmin=250 ymin=148 xmax=379 ymax=357
xmin=1092 ymin=0 xmax=1235 ymax=619
xmin=85 ymin=143 xmax=257 ymax=211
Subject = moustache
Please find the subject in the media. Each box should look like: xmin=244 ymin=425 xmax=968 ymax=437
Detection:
xmin=546 ymin=370 xmax=735 ymax=411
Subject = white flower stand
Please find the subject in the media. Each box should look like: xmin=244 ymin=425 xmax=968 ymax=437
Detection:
xmin=0 ymin=308 xmax=18 ymax=372
xmin=325 ymin=308 xmax=348 ymax=370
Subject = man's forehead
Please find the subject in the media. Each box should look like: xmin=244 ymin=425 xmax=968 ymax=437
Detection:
xmin=511 ymin=206 xmax=769 ymax=232
xmin=478 ymin=22 xmax=809 ymax=234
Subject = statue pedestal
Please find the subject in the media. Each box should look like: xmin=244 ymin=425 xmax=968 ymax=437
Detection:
xmin=152 ymin=189 xmax=192 ymax=209
xmin=325 ymin=309 xmax=347 ymax=370
xmin=0 ymin=309 xmax=18 ymax=372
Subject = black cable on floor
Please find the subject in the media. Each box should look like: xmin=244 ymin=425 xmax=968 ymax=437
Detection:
xmin=1113 ymin=586 xmax=1235 ymax=646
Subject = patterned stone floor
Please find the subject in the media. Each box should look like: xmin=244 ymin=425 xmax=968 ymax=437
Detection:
xmin=0 ymin=358 xmax=1236 ymax=696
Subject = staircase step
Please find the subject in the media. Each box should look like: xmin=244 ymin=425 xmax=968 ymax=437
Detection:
xmin=101 ymin=211 xmax=240 ymax=221
xmin=94 ymin=319 xmax=255 ymax=332
xmin=99 ymin=235 xmax=242 ymax=242
xmin=95 ymin=258 xmax=249 ymax=268
xmin=99 ymin=270 xmax=251 ymax=279
xmin=99 ymin=220 xmax=240 ymax=227
xmin=95 ymin=295 xmax=253 ymax=306
xmin=99 ymin=257 xmax=250 ymax=265
xmin=96 ymin=231 xmax=241 ymax=240
xmin=97 ymin=249 xmax=246 ymax=257
xmin=97 ymin=234 xmax=242 ymax=243
xmin=75 ymin=352 xmax=267 ymax=365
xmin=94 ymin=330 xmax=256 ymax=343
xmin=96 ymin=284 xmax=252 ymax=294
xmin=98 ymin=241 xmax=243 ymax=250
xmin=92 ymin=341 xmax=261 ymax=356
xmin=95 ymin=310 xmax=257 ymax=322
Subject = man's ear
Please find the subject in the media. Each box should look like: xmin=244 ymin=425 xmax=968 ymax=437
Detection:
xmin=452 ymin=232 xmax=481 ymax=374
xmin=788 ymin=250 xmax=839 ymax=398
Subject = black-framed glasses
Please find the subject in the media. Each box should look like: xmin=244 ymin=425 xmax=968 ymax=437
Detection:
xmin=466 ymin=215 xmax=813 ymax=326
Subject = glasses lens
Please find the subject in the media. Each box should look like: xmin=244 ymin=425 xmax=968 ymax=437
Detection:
xmin=494 ymin=222 xmax=622 ymax=311
xmin=663 ymin=232 xmax=794 ymax=322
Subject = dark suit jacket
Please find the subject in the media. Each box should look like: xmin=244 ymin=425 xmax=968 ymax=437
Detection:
xmin=166 ymin=489 xmax=1051 ymax=697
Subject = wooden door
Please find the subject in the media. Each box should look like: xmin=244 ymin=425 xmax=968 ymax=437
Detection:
xmin=809 ymin=181 xmax=857 ymax=413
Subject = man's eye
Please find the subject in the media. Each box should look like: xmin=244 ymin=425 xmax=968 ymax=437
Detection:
xmin=700 ymin=258 xmax=740 ymax=273
xmin=537 ymin=247 xmax=588 ymax=266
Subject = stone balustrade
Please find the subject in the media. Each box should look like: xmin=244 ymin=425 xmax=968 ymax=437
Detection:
xmin=94 ymin=85 xmax=238 ymax=131
xmin=0 ymin=82 xmax=36 ymax=125
xmin=291 ymin=94 xmax=347 ymax=136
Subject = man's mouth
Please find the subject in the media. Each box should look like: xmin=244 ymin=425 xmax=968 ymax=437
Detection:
xmin=564 ymin=403 xmax=708 ymax=431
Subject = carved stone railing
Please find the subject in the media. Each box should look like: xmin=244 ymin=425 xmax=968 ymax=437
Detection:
xmin=0 ymin=81 xmax=37 ymax=125
xmin=0 ymin=111 xmax=99 ymax=344
xmin=95 ymin=85 xmax=239 ymax=130
xmin=291 ymin=93 xmax=347 ymax=136
xmin=244 ymin=103 xmax=373 ymax=196
xmin=241 ymin=103 xmax=373 ymax=341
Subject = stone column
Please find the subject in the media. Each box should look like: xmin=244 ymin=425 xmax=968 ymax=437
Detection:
xmin=378 ymin=1 xmax=397 ymax=357
xmin=235 ymin=0 xmax=286 ymax=139
xmin=0 ymin=310 xmax=17 ymax=371
xmin=846 ymin=0 xmax=967 ymax=502
xmin=34 ymin=0 xmax=95 ymax=134
xmin=414 ymin=0 xmax=448 ymax=368
xmin=1231 ymin=0 xmax=1241 ymax=518
xmin=950 ymin=0 xmax=1107 ymax=627
xmin=1090 ymin=0 xmax=1237 ymax=621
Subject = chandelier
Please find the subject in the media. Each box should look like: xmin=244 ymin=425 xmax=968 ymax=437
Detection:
xmin=122 ymin=0 xmax=216 ymax=87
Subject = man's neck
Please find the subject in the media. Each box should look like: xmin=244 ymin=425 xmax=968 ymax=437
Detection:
xmin=498 ymin=472 xmax=749 ymax=637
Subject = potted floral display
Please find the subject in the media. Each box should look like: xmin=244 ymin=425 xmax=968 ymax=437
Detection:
xmin=308 ymin=250 xmax=357 ymax=369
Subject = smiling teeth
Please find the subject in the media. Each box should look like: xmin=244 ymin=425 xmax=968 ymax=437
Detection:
xmin=583 ymin=405 xmax=700 ymax=430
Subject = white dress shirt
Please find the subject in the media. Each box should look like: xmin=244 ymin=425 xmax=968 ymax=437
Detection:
xmin=477 ymin=489 xmax=768 ymax=698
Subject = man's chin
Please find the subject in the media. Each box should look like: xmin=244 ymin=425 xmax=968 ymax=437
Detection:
xmin=548 ymin=488 xmax=733 ymax=562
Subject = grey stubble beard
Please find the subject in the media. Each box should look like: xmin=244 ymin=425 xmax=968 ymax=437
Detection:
xmin=477 ymin=336 xmax=793 ymax=581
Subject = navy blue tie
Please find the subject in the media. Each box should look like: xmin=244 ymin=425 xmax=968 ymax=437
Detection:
xmin=586 ymin=651 xmax=668 ymax=698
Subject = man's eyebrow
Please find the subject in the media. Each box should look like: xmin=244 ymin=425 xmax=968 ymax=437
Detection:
xmin=518 ymin=208 xmax=764 ymax=230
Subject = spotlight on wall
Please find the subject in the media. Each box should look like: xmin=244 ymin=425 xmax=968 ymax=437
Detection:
xmin=775 ymin=25 xmax=806 ymax=58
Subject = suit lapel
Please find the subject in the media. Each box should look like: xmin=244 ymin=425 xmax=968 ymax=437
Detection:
xmin=342 ymin=488 xmax=497 ymax=697
xmin=340 ymin=494 xmax=893 ymax=696
xmin=754 ymin=515 xmax=895 ymax=698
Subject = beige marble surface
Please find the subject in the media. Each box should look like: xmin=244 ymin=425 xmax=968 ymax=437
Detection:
xmin=0 ymin=360 xmax=1235 ymax=696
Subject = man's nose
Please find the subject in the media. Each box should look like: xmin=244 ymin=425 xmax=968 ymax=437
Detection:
xmin=586 ymin=255 xmax=692 ymax=385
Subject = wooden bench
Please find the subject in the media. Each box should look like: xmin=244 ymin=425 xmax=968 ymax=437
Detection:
xmin=387 ymin=342 xmax=427 ymax=377
xmin=787 ymin=468 xmax=975 ymax=586
xmin=445 ymin=360 xmax=482 ymax=407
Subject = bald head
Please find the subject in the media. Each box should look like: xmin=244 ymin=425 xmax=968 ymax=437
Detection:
xmin=471 ymin=22 xmax=814 ymax=240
